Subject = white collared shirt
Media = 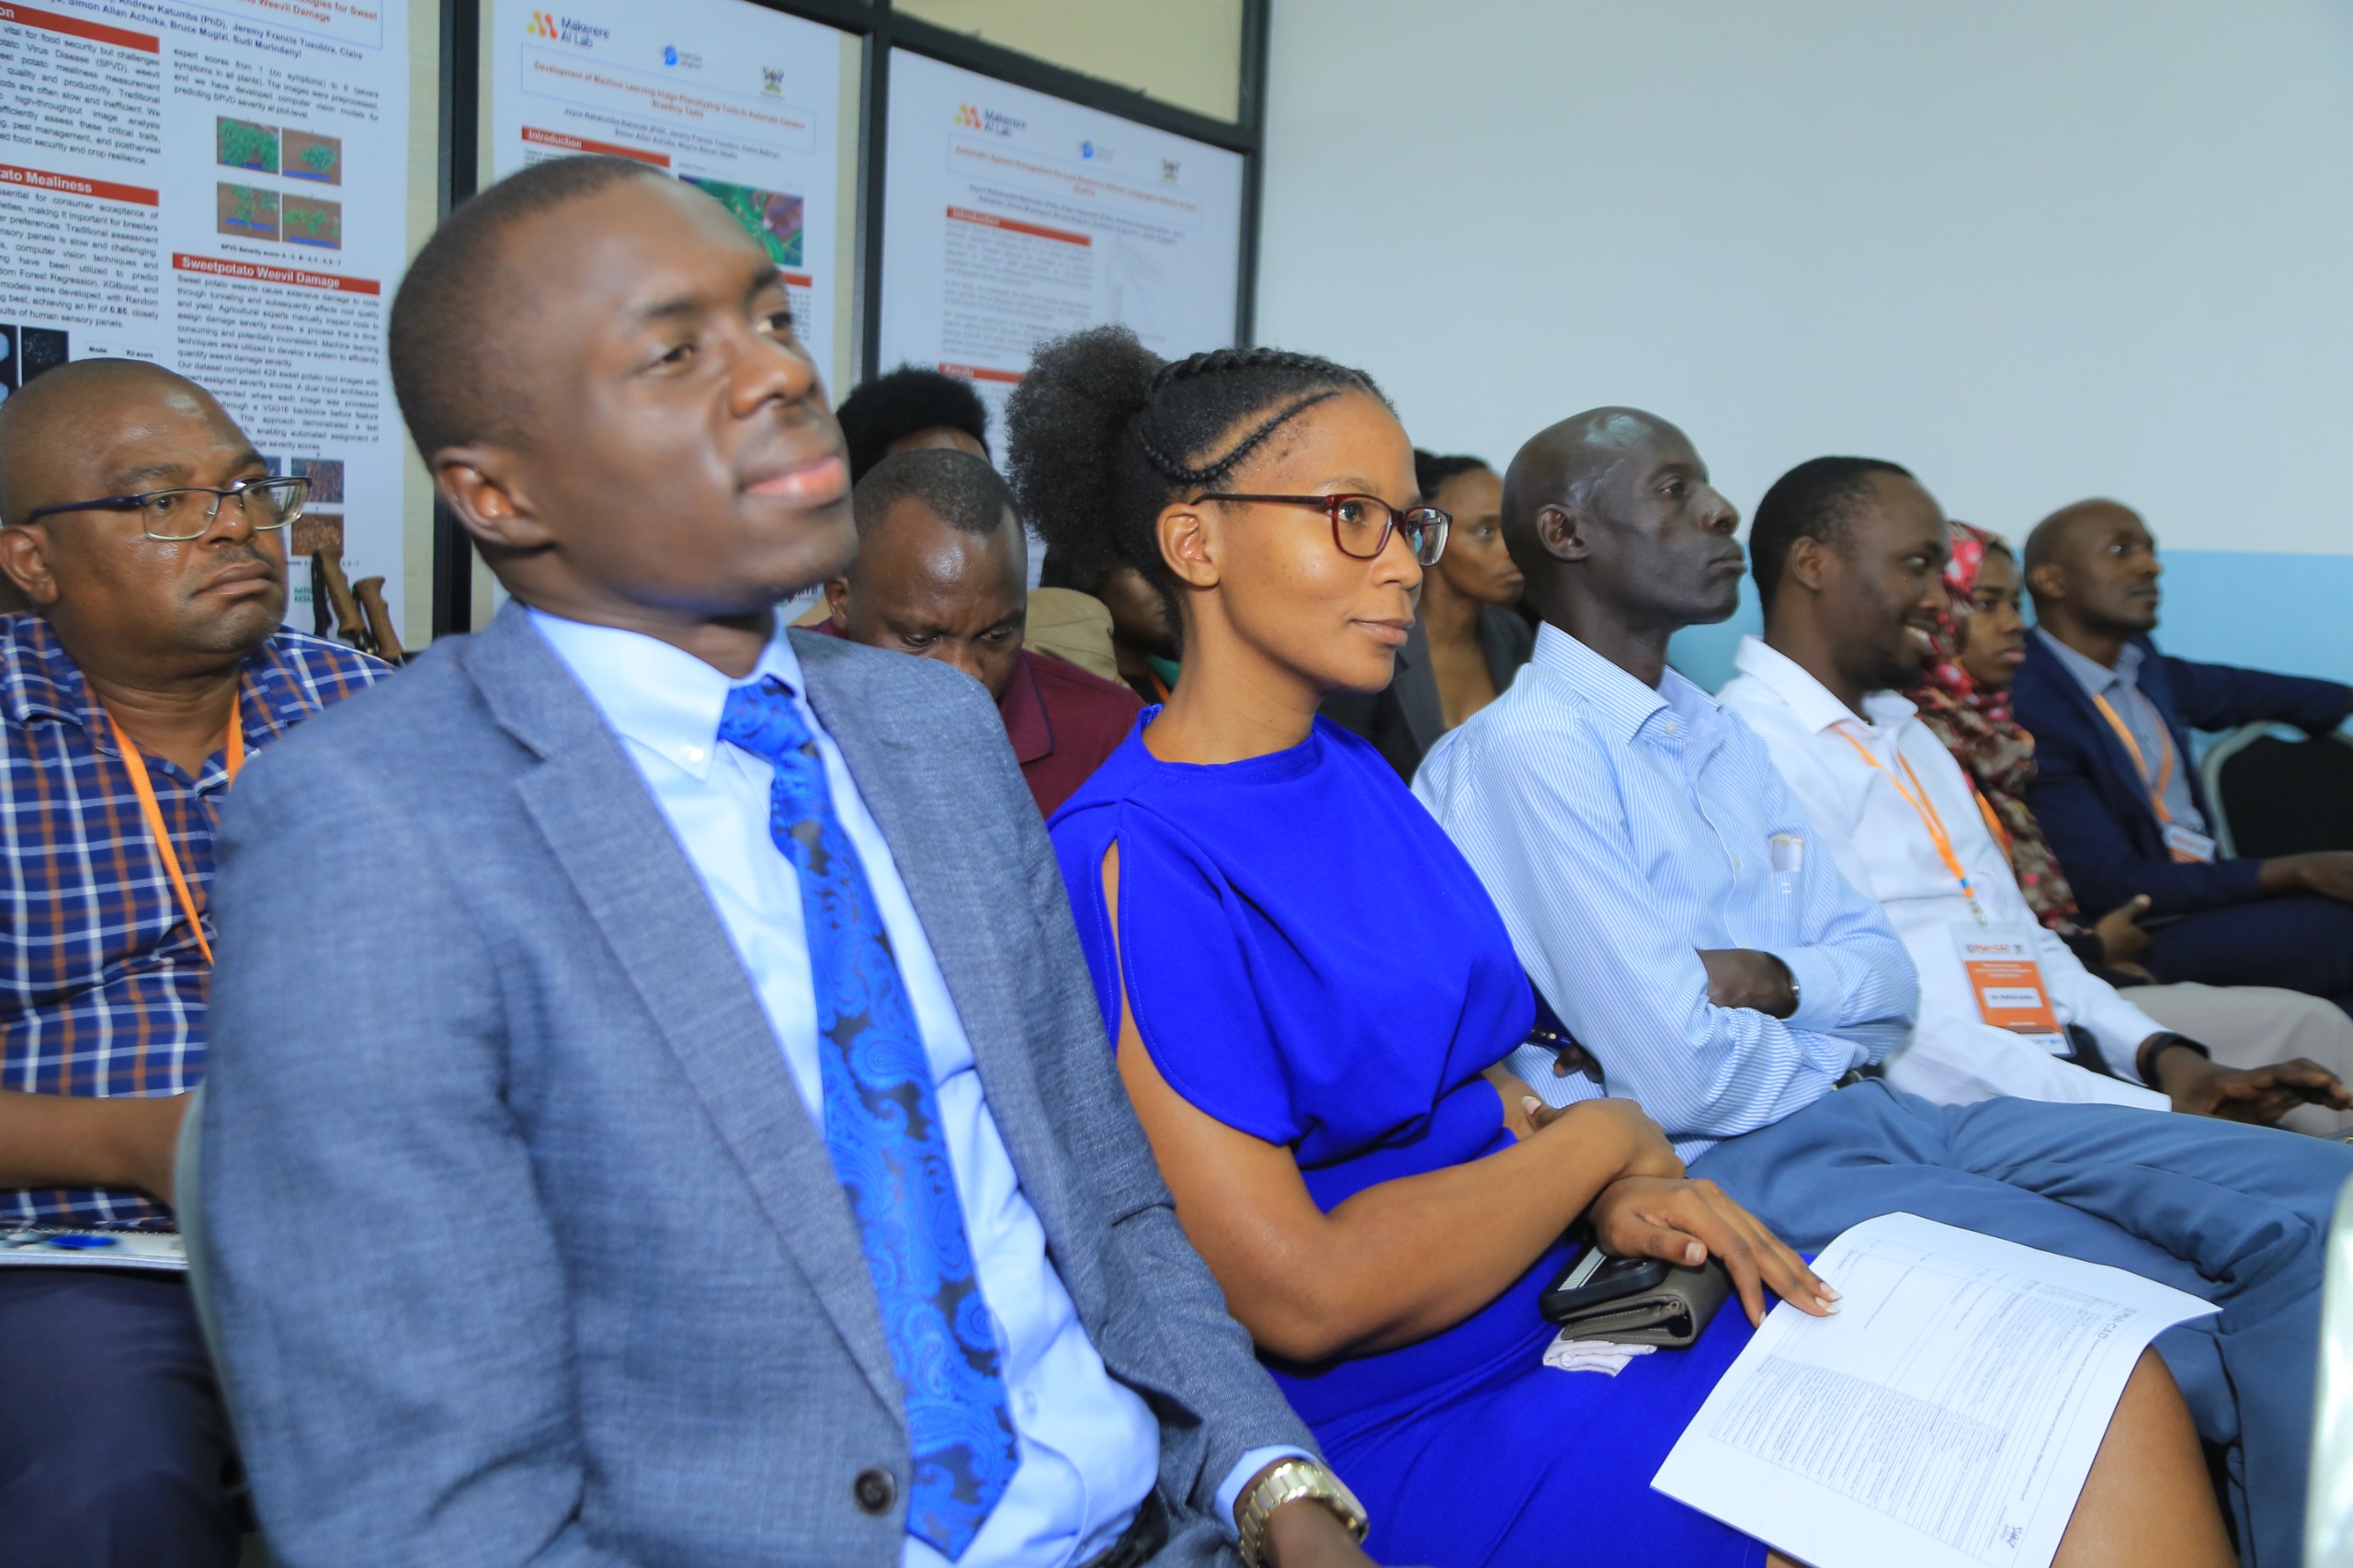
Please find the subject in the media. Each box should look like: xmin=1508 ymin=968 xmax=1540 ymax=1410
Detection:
xmin=1721 ymin=636 xmax=2168 ymax=1113
xmin=528 ymin=609 xmax=1184 ymax=1568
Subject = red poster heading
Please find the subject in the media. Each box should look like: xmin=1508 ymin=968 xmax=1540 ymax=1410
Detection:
xmin=522 ymin=126 xmax=669 ymax=167
xmin=0 ymin=163 xmax=157 ymax=205
xmin=782 ymin=273 xmax=813 ymax=288
xmin=946 ymin=206 xmax=1090 ymax=247
xmin=0 ymin=2 xmax=159 ymax=52
xmin=174 ymin=253 xmax=381 ymax=296
xmin=939 ymin=362 xmax=1024 ymax=385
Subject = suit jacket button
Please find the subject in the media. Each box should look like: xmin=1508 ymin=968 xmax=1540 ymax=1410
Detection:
xmin=854 ymin=1468 xmax=896 ymax=1515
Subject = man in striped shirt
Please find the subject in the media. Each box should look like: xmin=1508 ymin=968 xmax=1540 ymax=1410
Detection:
xmin=0 ymin=359 xmax=388 ymax=1565
xmin=1416 ymin=406 xmax=2353 ymax=1568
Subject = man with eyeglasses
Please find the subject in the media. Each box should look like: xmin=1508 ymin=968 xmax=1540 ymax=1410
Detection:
xmin=0 ymin=357 xmax=389 ymax=1566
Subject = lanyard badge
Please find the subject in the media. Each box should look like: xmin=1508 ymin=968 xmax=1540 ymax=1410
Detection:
xmin=107 ymin=693 xmax=245 ymax=967
xmin=1836 ymin=728 xmax=1988 ymax=924
xmin=1951 ymin=924 xmax=2069 ymax=1055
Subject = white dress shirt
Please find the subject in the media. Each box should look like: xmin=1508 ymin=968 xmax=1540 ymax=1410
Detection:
xmin=1720 ymin=636 xmax=2169 ymax=1113
xmin=529 ymin=610 xmax=1281 ymax=1568
xmin=1415 ymin=624 xmax=1919 ymax=1161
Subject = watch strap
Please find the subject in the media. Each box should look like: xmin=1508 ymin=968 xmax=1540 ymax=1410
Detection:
xmin=1235 ymin=1458 xmax=1367 ymax=1568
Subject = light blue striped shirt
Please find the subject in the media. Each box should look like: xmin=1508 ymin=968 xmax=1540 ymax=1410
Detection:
xmin=1414 ymin=624 xmax=1920 ymax=1162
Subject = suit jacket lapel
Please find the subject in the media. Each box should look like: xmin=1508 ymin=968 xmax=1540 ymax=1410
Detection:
xmin=1391 ymin=619 xmax=1446 ymax=757
xmin=794 ymin=635 xmax=1098 ymax=1316
xmin=460 ymin=607 xmax=904 ymax=1417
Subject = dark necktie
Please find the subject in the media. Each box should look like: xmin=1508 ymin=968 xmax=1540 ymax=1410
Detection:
xmin=718 ymin=676 xmax=1017 ymax=1559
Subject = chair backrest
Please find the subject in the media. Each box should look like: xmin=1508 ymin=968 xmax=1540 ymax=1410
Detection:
xmin=2311 ymin=1174 xmax=2353 ymax=1565
xmin=2200 ymin=723 xmax=2353 ymax=859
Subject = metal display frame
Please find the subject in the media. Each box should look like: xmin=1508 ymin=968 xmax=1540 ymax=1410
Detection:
xmin=428 ymin=0 xmax=1270 ymax=637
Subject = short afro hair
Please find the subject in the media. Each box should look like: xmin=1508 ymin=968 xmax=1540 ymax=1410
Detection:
xmin=1414 ymin=449 xmax=1491 ymax=503
xmin=851 ymin=448 xmax=1016 ymax=541
xmin=1749 ymin=456 xmax=1915 ymax=611
xmin=389 ymin=154 xmax=671 ymax=461
xmin=835 ymin=365 xmax=990 ymax=482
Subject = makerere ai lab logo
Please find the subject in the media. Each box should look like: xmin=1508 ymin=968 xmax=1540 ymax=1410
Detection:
xmin=525 ymin=11 xmax=608 ymax=48
xmin=953 ymin=103 xmax=1026 ymax=137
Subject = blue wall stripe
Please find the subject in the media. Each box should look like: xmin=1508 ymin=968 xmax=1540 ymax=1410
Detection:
xmin=1666 ymin=549 xmax=2353 ymax=700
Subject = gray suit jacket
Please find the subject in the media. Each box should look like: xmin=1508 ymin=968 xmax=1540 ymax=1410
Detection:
xmin=197 ymin=603 xmax=1312 ymax=1567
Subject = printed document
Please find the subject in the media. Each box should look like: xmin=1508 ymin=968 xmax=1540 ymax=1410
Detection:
xmin=1653 ymin=1212 xmax=2215 ymax=1568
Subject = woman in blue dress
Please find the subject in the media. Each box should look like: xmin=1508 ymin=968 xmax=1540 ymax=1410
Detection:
xmin=999 ymin=327 xmax=2235 ymax=1568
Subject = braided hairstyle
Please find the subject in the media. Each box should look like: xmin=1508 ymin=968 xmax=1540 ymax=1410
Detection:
xmin=1005 ymin=326 xmax=1388 ymax=627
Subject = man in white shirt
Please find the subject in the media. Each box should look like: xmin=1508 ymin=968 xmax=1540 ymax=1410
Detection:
xmin=1721 ymin=455 xmax=2347 ymax=1124
xmin=1420 ymin=407 xmax=2353 ymax=1568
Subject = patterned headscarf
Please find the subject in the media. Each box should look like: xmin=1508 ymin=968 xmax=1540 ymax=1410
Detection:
xmin=1903 ymin=522 xmax=2079 ymax=925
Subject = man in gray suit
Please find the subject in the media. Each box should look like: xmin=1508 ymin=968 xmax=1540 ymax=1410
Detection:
xmin=195 ymin=156 xmax=1379 ymax=1568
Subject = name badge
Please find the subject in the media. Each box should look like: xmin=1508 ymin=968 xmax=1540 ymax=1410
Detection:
xmin=1952 ymin=923 xmax=2067 ymax=1055
xmin=2164 ymin=823 xmax=2217 ymax=863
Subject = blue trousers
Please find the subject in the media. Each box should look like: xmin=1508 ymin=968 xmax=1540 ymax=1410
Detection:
xmin=1689 ymin=1083 xmax=2352 ymax=1568
xmin=0 ymin=1268 xmax=243 ymax=1568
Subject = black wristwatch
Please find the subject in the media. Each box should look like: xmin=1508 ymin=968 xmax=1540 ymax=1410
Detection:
xmin=2136 ymin=1031 xmax=2211 ymax=1085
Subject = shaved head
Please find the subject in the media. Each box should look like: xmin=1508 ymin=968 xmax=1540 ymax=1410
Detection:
xmin=1501 ymin=406 xmax=1741 ymax=679
xmin=2024 ymin=497 xmax=2140 ymax=574
xmin=0 ymin=358 xmax=217 ymax=526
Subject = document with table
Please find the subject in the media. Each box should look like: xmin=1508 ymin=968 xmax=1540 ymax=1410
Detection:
xmin=1652 ymin=1212 xmax=2215 ymax=1568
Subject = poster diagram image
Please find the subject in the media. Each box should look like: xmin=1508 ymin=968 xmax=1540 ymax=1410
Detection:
xmin=282 ymin=196 xmax=343 ymax=250
xmin=680 ymin=176 xmax=803 ymax=268
xmin=217 ymin=119 xmax=279 ymax=175
xmin=290 ymin=512 xmax=344 ymax=559
xmin=283 ymin=131 xmax=343 ymax=185
xmin=217 ymin=183 xmax=281 ymax=242
xmin=291 ymin=457 xmax=345 ymax=503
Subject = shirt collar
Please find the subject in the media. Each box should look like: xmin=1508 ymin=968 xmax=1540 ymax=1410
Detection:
xmin=528 ymin=607 xmax=803 ymax=779
xmin=1531 ymin=622 xmax=1670 ymax=743
xmin=1729 ymin=634 xmax=1917 ymax=735
xmin=2034 ymin=625 xmax=2140 ymax=695
xmin=2 ymin=612 xmax=317 ymax=755
xmin=997 ymin=652 xmax=1052 ymax=765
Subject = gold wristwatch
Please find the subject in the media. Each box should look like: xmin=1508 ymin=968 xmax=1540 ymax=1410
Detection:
xmin=1235 ymin=1457 xmax=1369 ymax=1568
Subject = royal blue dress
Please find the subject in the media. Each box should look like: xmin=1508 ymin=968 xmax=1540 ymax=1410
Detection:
xmin=1049 ymin=712 xmax=1766 ymax=1568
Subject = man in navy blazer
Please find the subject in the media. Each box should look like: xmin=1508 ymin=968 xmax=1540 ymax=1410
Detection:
xmin=2014 ymin=498 xmax=2353 ymax=1010
xmin=193 ymin=157 xmax=1379 ymax=1568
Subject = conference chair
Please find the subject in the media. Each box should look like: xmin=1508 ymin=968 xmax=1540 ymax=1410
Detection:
xmin=2199 ymin=723 xmax=2353 ymax=858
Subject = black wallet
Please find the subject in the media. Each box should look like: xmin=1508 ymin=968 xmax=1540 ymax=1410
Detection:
xmin=1539 ymin=1245 xmax=1734 ymax=1348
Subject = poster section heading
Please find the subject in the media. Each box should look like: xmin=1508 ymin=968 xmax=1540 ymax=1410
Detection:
xmin=487 ymin=0 xmax=847 ymax=385
xmin=0 ymin=0 xmax=415 ymax=636
xmin=877 ymin=47 xmax=1247 ymax=437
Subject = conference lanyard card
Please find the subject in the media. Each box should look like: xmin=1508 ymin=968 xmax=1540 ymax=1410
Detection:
xmin=2164 ymin=823 xmax=2218 ymax=863
xmin=1951 ymin=923 xmax=2068 ymax=1055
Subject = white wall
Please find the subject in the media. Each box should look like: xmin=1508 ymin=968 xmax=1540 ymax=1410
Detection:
xmin=1256 ymin=0 xmax=2353 ymax=562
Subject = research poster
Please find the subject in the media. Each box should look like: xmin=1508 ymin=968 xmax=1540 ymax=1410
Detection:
xmin=877 ymin=49 xmax=1247 ymax=438
xmin=483 ymin=0 xmax=858 ymax=393
xmin=0 ymin=0 xmax=420 ymax=633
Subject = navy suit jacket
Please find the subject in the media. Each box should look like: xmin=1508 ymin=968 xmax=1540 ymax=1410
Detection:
xmin=2012 ymin=631 xmax=2353 ymax=918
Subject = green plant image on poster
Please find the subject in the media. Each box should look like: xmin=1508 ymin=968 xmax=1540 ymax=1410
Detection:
xmin=282 ymin=195 xmax=343 ymax=250
xmin=217 ymin=118 xmax=278 ymax=174
xmin=680 ymin=176 xmax=805 ymax=268
xmin=283 ymin=129 xmax=343 ymax=185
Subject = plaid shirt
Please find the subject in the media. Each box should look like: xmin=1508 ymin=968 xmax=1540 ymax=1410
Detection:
xmin=1 ymin=613 xmax=389 ymax=1227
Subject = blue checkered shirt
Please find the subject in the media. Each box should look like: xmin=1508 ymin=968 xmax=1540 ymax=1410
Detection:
xmin=1 ymin=613 xmax=389 ymax=1227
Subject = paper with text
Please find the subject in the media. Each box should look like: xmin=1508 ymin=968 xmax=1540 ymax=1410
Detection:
xmin=1652 ymin=1212 xmax=2215 ymax=1568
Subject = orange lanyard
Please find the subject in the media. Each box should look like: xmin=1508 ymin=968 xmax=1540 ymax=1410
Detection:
xmin=2089 ymin=691 xmax=2175 ymax=824
xmin=108 ymin=697 xmax=244 ymax=966
xmin=1974 ymin=789 xmax=2013 ymax=857
xmin=1837 ymin=728 xmax=1986 ymax=923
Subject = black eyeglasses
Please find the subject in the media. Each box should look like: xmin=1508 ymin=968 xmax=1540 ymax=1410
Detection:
xmin=19 ymin=476 xmax=309 ymax=541
xmin=1192 ymin=493 xmax=1451 ymax=566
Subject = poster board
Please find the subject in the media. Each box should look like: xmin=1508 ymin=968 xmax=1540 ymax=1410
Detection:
xmin=877 ymin=47 xmax=1247 ymax=439
xmin=482 ymin=0 xmax=860 ymax=397
xmin=0 ymin=0 xmax=428 ymax=637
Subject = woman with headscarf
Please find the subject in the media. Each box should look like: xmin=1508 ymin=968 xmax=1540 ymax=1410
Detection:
xmin=1909 ymin=523 xmax=2353 ymax=1135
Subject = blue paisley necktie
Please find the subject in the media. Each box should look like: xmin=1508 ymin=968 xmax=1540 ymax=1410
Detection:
xmin=719 ymin=676 xmax=1017 ymax=1559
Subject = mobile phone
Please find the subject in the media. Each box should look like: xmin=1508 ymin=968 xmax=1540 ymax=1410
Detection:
xmin=1540 ymin=1244 xmax=1673 ymax=1323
